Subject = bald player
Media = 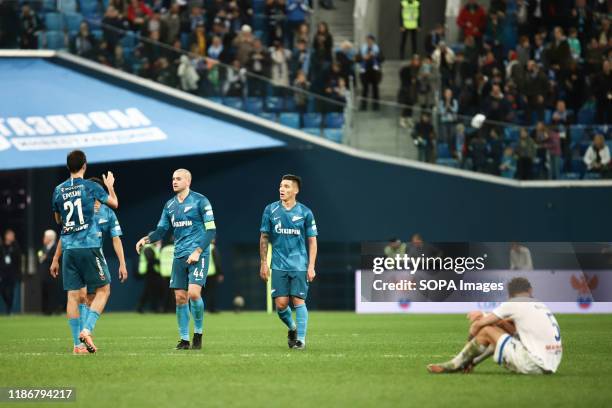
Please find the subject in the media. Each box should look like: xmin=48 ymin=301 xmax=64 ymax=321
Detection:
xmin=136 ymin=169 xmax=216 ymax=350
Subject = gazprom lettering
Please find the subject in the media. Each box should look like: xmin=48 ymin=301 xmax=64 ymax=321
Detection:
xmin=173 ymin=220 xmax=193 ymax=228
xmin=274 ymin=223 xmax=301 ymax=235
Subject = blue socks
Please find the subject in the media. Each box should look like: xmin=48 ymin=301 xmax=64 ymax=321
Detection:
xmin=189 ymin=297 xmax=205 ymax=334
xmin=78 ymin=304 xmax=89 ymax=333
xmin=176 ymin=304 xmax=190 ymax=341
xmin=68 ymin=318 xmax=81 ymax=346
xmin=277 ymin=306 xmax=296 ymax=330
xmin=85 ymin=310 xmax=100 ymax=332
xmin=295 ymin=304 xmax=308 ymax=343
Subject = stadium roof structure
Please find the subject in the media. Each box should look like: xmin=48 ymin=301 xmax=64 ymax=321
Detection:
xmin=0 ymin=53 xmax=284 ymax=170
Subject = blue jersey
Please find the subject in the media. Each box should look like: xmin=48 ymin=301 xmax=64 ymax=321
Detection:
xmin=95 ymin=204 xmax=123 ymax=244
xmin=149 ymin=191 xmax=216 ymax=258
xmin=52 ymin=178 xmax=109 ymax=250
xmin=260 ymin=201 xmax=317 ymax=271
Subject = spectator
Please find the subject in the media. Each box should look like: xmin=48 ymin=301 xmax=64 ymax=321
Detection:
xmin=552 ymin=100 xmax=573 ymax=170
xmin=399 ymin=0 xmax=421 ymax=59
xmin=292 ymin=69 xmax=310 ymax=115
xmin=207 ymin=35 xmax=224 ymax=60
xmin=293 ymin=22 xmax=309 ymax=49
xmin=18 ymin=3 xmax=40 ymax=49
xmin=154 ymin=57 xmax=176 ymax=87
xmin=224 ymin=59 xmax=247 ymax=96
xmin=190 ymin=22 xmax=207 ymax=57
xmin=232 ymin=24 xmax=255 ymax=66
xmin=431 ymin=41 xmax=455 ymax=88
xmin=102 ymin=6 xmax=129 ymax=54
xmin=286 ymin=0 xmax=309 ymax=48
xmin=438 ymin=88 xmax=458 ymax=144
xmin=37 ymin=230 xmax=60 ymax=315
xmin=515 ymin=127 xmax=536 ymax=180
xmin=188 ymin=5 xmax=205 ymax=32
xmin=0 ymin=229 xmax=21 ymax=315
xmin=127 ymin=0 xmax=153 ymax=32
xmin=384 ymin=238 xmax=407 ymax=258
xmin=424 ymin=23 xmax=445 ymax=57
xmin=545 ymin=26 xmax=572 ymax=75
xmin=266 ymin=0 xmax=286 ymax=46
xmin=269 ymin=40 xmax=291 ymax=93
xmin=413 ymin=112 xmax=435 ymax=162
xmin=161 ymin=3 xmax=181 ymax=45
xmin=312 ymin=22 xmax=333 ymax=61
xmin=416 ymin=56 xmax=435 ymax=109
xmin=398 ymin=54 xmax=420 ymax=127
xmin=583 ymin=133 xmax=611 ymax=177
xmin=178 ymin=54 xmax=200 ymax=93
xmin=567 ymin=27 xmax=581 ymax=61
xmin=335 ymin=40 xmax=355 ymax=86
xmin=591 ymin=59 xmax=611 ymax=124
xmin=467 ymin=130 xmax=487 ymax=172
xmin=510 ymin=242 xmax=533 ymax=270
xmin=487 ymin=128 xmax=504 ymax=174
xmin=456 ymin=0 xmax=487 ymax=42
xmin=522 ymin=60 xmax=549 ymax=124
xmin=247 ymin=38 xmax=270 ymax=96
xmin=358 ymin=35 xmax=383 ymax=111
xmin=113 ymin=45 xmax=132 ymax=72
xmin=290 ymin=38 xmax=308 ymax=80
xmin=499 ymin=146 xmax=517 ymax=178
xmin=72 ymin=21 xmax=98 ymax=60
xmin=453 ymin=123 xmax=467 ymax=163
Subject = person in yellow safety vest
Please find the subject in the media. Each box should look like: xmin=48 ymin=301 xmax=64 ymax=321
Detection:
xmin=400 ymin=0 xmax=420 ymax=60
xmin=203 ymin=239 xmax=223 ymax=313
xmin=136 ymin=242 xmax=165 ymax=313
xmin=159 ymin=242 xmax=175 ymax=312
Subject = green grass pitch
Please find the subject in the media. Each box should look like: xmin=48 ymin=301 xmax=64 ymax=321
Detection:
xmin=0 ymin=312 xmax=611 ymax=408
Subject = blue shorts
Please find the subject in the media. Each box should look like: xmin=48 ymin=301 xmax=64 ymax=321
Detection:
xmin=170 ymin=253 xmax=209 ymax=290
xmin=62 ymin=248 xmax=111 ymax=291
xmin=271 ymin=269 xmax=308 ymax=299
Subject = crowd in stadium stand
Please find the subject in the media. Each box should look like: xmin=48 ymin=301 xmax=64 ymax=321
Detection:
xmin=400 ymin=0 xmax=611 ymax=180
xmin=0 ymin=0 xmax=610 ymax=179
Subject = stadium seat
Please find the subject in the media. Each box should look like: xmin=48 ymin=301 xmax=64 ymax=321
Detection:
xmin=571 ymin=159 xmax=586 ymax=175
xmin=437 ymin=143 xmax=451 ymax=159
xmin=45 ymin=13 xmax=63 ymax=31
xmin=278 ymin=113 xmax=300 ymax=129
xmin=59 ymin=0 xmax=78 ymax=12
xmin=265 ymin=96 xmax=283 ymax=112
xmin=120 ymin=32 xmax=139 ymax=49
xmin=302 ymin=128 xmax=321 ymax=136
xmin=91 ymin=29 xmax=103 ymax=39
xmin=253 ymin=0 xmax=265 ymax=13
xmin=436 ymin=158 xmax=460 ymax=168
xmin=42 ymin=0 xmax=57 ymax=12
xmin=284 ymin=96 xmax=296 ymax=112
xmin=584 ymin=172 xmax=602 ymax=180
xmin=324 ymin=112 xmax=344 ymax=129
xmin=570 ymin=125 xmax=587 ymax=145
xmin=79 ymin=0 xmax=100 ymax=18
xmin=560 ymin=172 xmax=580 ymax=180
xmin=257 ymin=112 xmax=276 ymax=121
xmin=577 ymin=107 xmax=595 ymax=125
xmin=253 ymin=14 xmax=266 ymax=31
xmin=64 ymin=12 xmax=83 ymax=34
xmin=544 ymin=109 xmax=552 ymax=125
xmin=323 ymin=128 xmax=343 ymax=143
xmin=223 ymin=97 xmax=244 ymax=111
xmin=207 ymin=97 xmax=223 ymax=105
xmin=44 ymin=31 xmax=66 ymax=50
xmin=245 ymin=97 xmax=263 ymax=114
xmin=303 ymin=113 xmax=322 ymax=128
xmin=579 ymin=141 xmax=591 ymax=156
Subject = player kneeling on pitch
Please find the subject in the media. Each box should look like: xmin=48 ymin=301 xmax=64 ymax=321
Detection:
xmin=259 ymin=175 xmax=318 ymax=350
xmin=136 ymin=169 xmax=215 ymax=350
xmin=427 ymin=277 xmax=562 ymax=374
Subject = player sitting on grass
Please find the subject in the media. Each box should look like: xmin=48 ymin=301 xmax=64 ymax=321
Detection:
xmin=427 ymin=277 xmax=562 ymax=374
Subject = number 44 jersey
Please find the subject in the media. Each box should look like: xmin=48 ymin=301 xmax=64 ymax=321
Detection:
xmin=52 ymin=177 xmax=109 ymax=250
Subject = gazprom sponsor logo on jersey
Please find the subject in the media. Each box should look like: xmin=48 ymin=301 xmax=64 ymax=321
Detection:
xmin=173 ymin=220 xmax=194 ymax=228
xmin=274 ymin=222 xmax=301 ymax=235
xmin=0 ymin=108 xmax=166 ymax=151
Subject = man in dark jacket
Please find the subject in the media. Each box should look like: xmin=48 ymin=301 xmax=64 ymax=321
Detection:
xmin=0 ymin=229 xmax=22 ymax=314
xmin=38 ymin=230 xmax=61 ymax=315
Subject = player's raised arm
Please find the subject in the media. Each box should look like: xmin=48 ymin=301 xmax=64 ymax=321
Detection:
xmin=102 ymin=171 xmax=119 ymax=209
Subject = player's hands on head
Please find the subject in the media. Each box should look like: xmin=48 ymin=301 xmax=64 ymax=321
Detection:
xmin=259 ymin=263 xmax=270 ymax=282
xmin=307 ymin=267 xmax=316 ymax=282
xmin=50 ymin=258 xmax=60 ymax=278
xmin=118 ymin=264 xmax=128 ymax=283
xmin=102 ymin=171 xmax=115 ymax=188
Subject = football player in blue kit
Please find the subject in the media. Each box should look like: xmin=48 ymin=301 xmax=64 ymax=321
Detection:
xmin=136 ymin=169 xmax=216 ymax=350
xmin=50 ymin=150 xmax=118 ymax=354
xmin=260 ymin=175 xmax=318 ymax=349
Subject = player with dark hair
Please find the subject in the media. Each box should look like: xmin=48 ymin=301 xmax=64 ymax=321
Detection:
xmin=51 ymin=150 xmax=118 ymax=354
xmin=135 ymin=169 xmax=216 ymax=350
xmin=51 ymin=177 xmax=127 ymax=351
xmin=259 ymin=174 xmax=318 ymax=349
xmin=427 ymin=277 xmax=563 ymax=374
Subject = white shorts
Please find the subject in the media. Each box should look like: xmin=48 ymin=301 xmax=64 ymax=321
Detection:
xmin=494 ymin=334 xmax=547 ymax=375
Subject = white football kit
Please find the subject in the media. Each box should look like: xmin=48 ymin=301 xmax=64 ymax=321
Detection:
xmin=492 ymin=297 xmax=563 ymax=374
